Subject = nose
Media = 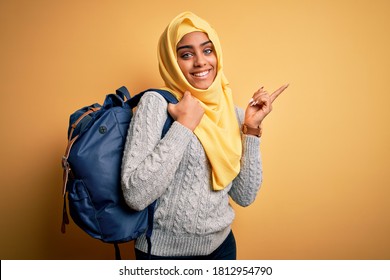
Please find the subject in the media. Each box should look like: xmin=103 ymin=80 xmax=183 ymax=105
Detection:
xmin=194 ymin=53 xmax=206 ymax=67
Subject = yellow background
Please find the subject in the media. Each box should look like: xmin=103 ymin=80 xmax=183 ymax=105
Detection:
xmin=1 ymin=0 xmax=389 ymax=259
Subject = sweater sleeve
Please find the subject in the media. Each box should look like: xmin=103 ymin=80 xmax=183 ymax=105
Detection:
xmin=229 ymin=107 xmax=263 ymax=207
xmin=121 ymin=91 xmax=193 ymax=211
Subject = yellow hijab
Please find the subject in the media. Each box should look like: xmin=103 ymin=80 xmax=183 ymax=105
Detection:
xmin=158 ymin=11 xmax=242 ymax=191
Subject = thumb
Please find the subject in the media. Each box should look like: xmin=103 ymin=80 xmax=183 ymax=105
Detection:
xmin=182 ymin=90 xmax=191 ymax=100
xmin=167 ymin=102 xmax=177 ymax=120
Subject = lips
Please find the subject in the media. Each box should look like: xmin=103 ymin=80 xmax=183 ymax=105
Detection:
xmin=191 ymin=70 xmax=211 ymax=78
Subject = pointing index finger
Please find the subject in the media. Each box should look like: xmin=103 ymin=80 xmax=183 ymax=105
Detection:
xmin=270 ymin=84 xmax=289 ymax=103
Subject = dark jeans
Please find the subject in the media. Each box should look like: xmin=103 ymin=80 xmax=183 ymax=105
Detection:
xmin=135 ymin=230 xmax=237 ymax=260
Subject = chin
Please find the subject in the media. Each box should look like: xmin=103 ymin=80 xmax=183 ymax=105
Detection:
xmin=192 ymin=81 xmax=213 ymax=90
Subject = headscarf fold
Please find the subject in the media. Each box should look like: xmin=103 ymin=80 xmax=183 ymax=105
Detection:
xmin=158 ymin=11 xmax=242 ymax=191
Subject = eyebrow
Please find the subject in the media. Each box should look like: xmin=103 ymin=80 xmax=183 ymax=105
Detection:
xmin=176 ymin=40 xmax=213 ymax=51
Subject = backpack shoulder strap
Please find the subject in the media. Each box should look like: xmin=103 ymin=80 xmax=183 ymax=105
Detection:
xmin=128 ymin=89 xmax=178 ymax=137
xmin=127 ymin=88 xmax=178 ymax=108
xmin=150 ymin=89 xmax=178 ymax=105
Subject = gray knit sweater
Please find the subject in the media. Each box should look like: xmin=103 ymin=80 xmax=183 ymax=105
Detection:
xmin=121 ymin=91 xmax=262 ymax=256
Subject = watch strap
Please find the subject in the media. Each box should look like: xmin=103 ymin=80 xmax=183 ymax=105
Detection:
xmin=242 ymin=124 xmax=262 ymax=137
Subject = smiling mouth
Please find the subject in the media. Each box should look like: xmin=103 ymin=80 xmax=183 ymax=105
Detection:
xmin=191 ymin=70 xmax=210 ymax=78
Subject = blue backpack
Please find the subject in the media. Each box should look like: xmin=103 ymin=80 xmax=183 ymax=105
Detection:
xmin=61 ymin=86 xmax=177 ymax=259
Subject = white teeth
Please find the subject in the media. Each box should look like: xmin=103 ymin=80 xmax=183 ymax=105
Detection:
xmin=193 ymin=70 xmax=209 ymax=77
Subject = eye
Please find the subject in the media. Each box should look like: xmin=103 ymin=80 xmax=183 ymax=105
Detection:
xmin=179 ymin=52 xmax=193 ymax=59
xmin=204 ymin=48 xmax=213 ymax=55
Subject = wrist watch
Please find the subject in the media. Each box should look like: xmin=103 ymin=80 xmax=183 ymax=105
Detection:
xmin=242 ymin=124 xmax=262 ymax=137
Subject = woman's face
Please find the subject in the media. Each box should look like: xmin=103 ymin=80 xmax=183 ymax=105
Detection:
xmin=176 ymin=31 xmax=217 ymax=90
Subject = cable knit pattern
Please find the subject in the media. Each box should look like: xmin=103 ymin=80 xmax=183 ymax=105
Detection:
xmin=121 ymin=91 xmax=262 ymax=256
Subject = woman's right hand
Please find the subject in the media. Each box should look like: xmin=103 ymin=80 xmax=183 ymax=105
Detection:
xmin=167 ymin=91 xmax=205 ymax=131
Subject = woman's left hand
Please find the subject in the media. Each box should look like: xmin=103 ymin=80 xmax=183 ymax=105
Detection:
xmin=244 ymin=84 xmax=289 ymax=128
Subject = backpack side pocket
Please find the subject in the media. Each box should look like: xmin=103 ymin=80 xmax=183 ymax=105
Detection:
xmin=67 ymin=179 xmax=102 ymax=239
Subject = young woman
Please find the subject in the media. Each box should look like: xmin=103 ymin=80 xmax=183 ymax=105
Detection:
xmin=121 ymin=11 xmax=288 ymax=260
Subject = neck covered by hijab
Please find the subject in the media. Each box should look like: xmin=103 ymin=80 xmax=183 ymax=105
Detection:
xmin=158 ymin=11 xmax=242 ymax=191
